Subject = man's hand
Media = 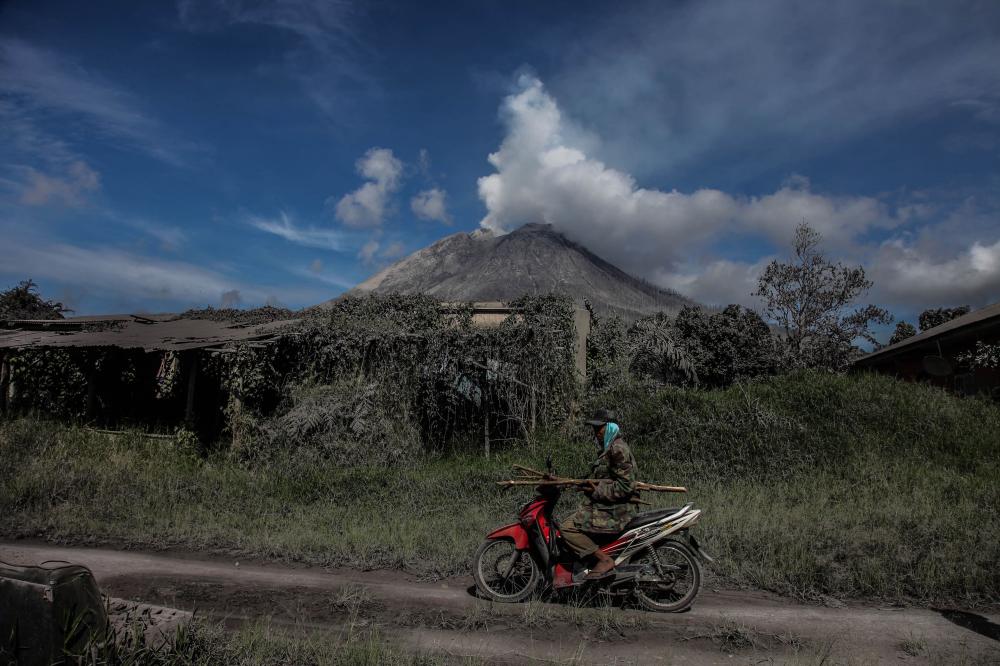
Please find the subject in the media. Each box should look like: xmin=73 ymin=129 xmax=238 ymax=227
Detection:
xmin=583 ymin=480 xmax=599 ymax=496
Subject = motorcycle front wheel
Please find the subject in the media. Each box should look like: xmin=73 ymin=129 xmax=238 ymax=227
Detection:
xmin=632 ymin=539 xmax=702 ymax=612
xmin=473 ymin=539 xmax=540 ymax=603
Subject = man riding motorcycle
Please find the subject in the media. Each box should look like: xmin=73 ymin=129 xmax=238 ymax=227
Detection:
xmin=559 ymin=408 xmax=640 ymax=579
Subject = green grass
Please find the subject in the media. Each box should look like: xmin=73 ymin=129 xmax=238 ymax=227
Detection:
xmin=66 ymin=618 xmax=483 ymax=665
xmin=2 ymin=371 xmax=998 ymax=605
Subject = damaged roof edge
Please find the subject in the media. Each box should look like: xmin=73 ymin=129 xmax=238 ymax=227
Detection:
xmin=855 ymin=300 xmax=1000 ymax=366
xmin=0 ymin=316 xmax=300 ymax=352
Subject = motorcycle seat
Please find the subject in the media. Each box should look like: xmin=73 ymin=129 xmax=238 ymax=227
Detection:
xmin=623 ymin=507 xmax=684 ymax=531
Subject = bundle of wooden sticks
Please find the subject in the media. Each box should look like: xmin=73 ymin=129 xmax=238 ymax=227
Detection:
xmin=497 ymin=464 xmax=687 ymax=494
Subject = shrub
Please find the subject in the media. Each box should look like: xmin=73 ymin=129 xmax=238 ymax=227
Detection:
xmin=248 ymin=377 xmax=423 ymax=466
xmin=673 ymin=305 xmax=779 ymax=387
xmin=0 ymin=279 xmax=70 ymax=319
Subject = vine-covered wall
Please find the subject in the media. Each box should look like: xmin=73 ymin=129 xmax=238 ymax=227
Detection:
xmin=1 ymin=295 xmax=582 ymax=459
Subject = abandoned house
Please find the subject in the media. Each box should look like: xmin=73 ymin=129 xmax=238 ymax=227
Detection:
xmin=853 ymin=300 xmax=1000 ymax=397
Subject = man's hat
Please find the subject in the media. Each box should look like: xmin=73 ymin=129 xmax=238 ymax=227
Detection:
xmin=584 ymin=408 xmax=616 ymax=427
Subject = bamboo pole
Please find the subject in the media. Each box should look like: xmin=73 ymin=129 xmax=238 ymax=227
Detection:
xmin=497 ymin=478 xmax=687 ymax=493
xmin=502 ymin=464 xmax=687 ymax=492
xmin=86 ymin=427 xmax=174 ymax=440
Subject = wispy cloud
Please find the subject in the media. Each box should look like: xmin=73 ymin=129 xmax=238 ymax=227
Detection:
xmin=553 ymin=0 xmax=1000 ymax=178
xmin=0 ymin=98 xmax=78 ymax=166
xmin=116 ymin=215 xmax=188 ymax=251
xmin=4 ymin=241 xmax=249 ymax=307
xmin=4 ymin=160 xmax=101 ymax=207
xmin=292 ymin=264 xmax=355 ymax=290
xmin=0 ymin=223 xmax=337 ymax=312
xmin=248 ymin=211 xmax=346 ymax=250
xmin=176 ymin=0 xmax=375 ymax=120
xmin=0 ymin=39 xmax=202 ymax=167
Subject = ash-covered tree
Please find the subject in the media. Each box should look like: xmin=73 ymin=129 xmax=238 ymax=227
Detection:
xmin=0 ymin=279 xmax=70 ymax=320
xmin=888 ymin=321 xmax=917 ymax=345
xmin=918 ymin=306 xmax=970 ymax=332
xmin=626 ymin=312 xmax=698 ymax=385
xmin=755 ymin=224 xmax=892 ymax=370
xmin=672 ymin=304 xmax=779 ymax=386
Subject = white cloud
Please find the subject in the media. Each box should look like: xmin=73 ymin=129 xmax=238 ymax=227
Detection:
xmin=356 ymin=237 xmax=407 ymax=266
xmin=332 ymin=148 xmax=404 ymax=228
xmin=411 ymin=188 xmax=451 ymax=224
xmin=478 ymin=75 xmax=1000 ymax=311
xmin=654 ymin=258 xmax=773 ymax=308
xmin=872 ymin=238 xmax=1000 ymax=308
xmin=358 ymin=238 xmax=380 ymax=264
xmin=380 ymin=241 xmax=405 ymax=260
xmin=248 ymin=211 xmax=345 ymax=250
xmin=478 ymin=76 xmax=895 ymax=275
xmin=15 ymin=160 xmax=101 ymax=207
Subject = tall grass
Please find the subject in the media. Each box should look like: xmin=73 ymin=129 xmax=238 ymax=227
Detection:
xmin=2 ymin=371 xmax=997 ymax=605
xmin=66 ymin=618 xmax=477 ymax=665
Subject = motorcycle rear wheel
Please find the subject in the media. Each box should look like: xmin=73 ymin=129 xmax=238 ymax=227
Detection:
xmin=632 ymin=539 xmax=701 ymax=613
xmin=473 ymin=539 xmax=540 ymax=603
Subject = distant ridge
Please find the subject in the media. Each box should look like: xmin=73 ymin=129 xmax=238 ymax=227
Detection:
xmin=343 ymin=223 xmax=698 ymax=320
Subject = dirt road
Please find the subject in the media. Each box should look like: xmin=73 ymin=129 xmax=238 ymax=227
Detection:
xmin=2 ymin=542 xmax=997 ymax=665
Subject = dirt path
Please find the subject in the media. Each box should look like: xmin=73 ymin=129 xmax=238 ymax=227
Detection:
xmin=2 ymin=542 xmax=997 ymax=665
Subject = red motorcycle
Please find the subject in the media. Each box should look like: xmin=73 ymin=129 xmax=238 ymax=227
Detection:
xmin=473 ymin=483 xmax=712 ymax=612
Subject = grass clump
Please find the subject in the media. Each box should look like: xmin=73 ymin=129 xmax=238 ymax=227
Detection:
xmin=67 ymin=618 xmax=479 ymax=665
xmin=2 ymin=371 xmax=998 ymax=606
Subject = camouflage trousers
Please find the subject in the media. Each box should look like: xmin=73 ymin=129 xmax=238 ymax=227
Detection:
xmin=560 ymin=512 xmax=600 ymax=557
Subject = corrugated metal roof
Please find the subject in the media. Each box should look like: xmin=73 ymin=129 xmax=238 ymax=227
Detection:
xmin=0 ymin=316 xmax=298 ymax=352
xmin=855 ymin=300 xmax=1000 ymax=365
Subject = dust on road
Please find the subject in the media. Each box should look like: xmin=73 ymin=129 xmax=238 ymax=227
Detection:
xmin=2 ymin=542 xmax=997 ymax=665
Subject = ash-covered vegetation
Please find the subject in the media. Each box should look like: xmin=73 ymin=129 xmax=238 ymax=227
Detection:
xmin=2 ymin=224 xmax=998 ymax=606
xmin=2 ymin=372 xmax=998 ymax=606
xmin=1 ymin=291 xmax=580 ymax=462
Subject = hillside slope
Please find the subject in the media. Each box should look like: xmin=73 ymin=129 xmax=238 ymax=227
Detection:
xmin=348 ymin=223 xmax=696 ymax=319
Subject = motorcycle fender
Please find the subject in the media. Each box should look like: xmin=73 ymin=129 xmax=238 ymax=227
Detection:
xmin=486 ymin=523 xmax=530 ymax=550
xmin=687 ymin=534 xmax=715 ymax=564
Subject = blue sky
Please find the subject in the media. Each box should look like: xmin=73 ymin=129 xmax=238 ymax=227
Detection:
xmin=2 ymin=1 xmax=999 ymax=331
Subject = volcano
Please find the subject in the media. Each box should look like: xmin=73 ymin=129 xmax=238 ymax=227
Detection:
xmin=349 ymin=223 xmax=696 ymax=319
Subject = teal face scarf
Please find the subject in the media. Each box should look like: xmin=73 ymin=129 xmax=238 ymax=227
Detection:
xmin=602 ymin=422 xmax=620 ymax=451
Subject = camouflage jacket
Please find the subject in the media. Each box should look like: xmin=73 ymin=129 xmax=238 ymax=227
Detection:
xmin=572 ymin=436 xmax=639 ymax=533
